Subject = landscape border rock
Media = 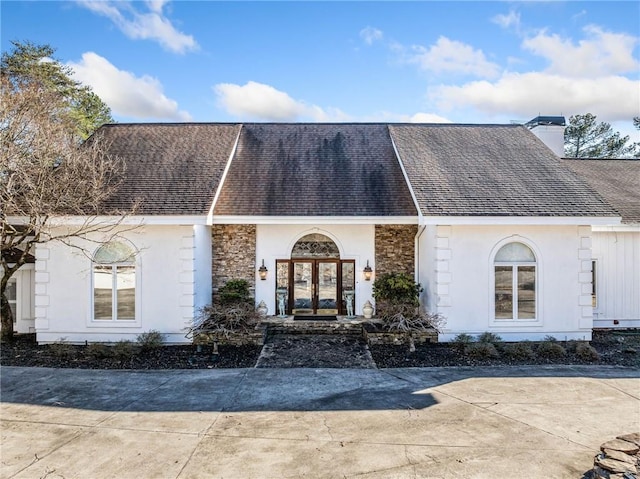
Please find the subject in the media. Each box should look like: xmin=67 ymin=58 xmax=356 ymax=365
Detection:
xmin=592 ymin=433 xmax=640 ymax=479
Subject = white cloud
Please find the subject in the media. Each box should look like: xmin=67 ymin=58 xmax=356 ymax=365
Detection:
xmin=68 ymin=52 xmax=192 ymax=121
xmin=407 ymin=112 xmax=452 ymax=123
xmin=360 ymin=26 xmax=383 ymax=45
xmin=406 ymin=36 xmax=501 ymax=79
xmin=360 ymin=111 xmax=452 ymax=123
xmin=492 ymin=10 xmax=521 ymax=30
xmin=523 ymin=25 xmax=638 ymax=77
xmin=214 ymin=81 xmax=349 ymax=122
xmin=430 ymin=72 xmax=639 ymax=123
xmin=76 ymin=0 xmax=197 ymax=54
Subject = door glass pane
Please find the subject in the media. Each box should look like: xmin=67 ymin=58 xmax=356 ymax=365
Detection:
xmin=317 ymin=262 xmax=338 ymax=314
xmin=116 ymin=265 xmax=136 ymax=320
xmin=495 ymin=266 xmax=513 ymax=319
xmin=94 ymin=265 xmax=113 ymax=320
xmin=292 ymin=262 xmax=313 ymax=314
xmin=517 ymin=266 xmax=536 ymax=319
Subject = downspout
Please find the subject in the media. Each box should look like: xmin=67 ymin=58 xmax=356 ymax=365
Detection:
xmin=415 ymin=224 xmax=426 ymax=287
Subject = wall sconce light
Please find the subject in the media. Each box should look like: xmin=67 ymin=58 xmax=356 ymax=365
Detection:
xmin=258 ymin=259 xmax=268 ymax=280
xmin=363 ymin=260 xmax=373 ymax=281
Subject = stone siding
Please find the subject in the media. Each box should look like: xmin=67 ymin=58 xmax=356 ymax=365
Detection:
xmin=374 ymin=225 xmax=417 ymax=277
xmin=212 ymin=224 xmax=256 ymax=299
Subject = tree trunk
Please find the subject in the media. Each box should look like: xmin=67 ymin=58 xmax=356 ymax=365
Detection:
xmin=1 ymin=292 xmax=15 ymax=343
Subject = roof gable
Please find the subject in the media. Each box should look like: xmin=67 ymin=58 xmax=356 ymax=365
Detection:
xmin=213 ymin=123 xmax=417 ymax=216
xmin=389 ymin=124 xmax=619 ymax=218
xmin=98 ymin=123 xmax=240 ymax=215
xmin=563 ymin=159 xmax=640 ymax=224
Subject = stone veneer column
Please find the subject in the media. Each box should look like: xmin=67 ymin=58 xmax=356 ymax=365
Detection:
xmin=435 ymin=226 xmax=452 ymax=316
xmin=374 ymin=225 xmax=417 ymax=277
xmin=212 ymin=224 xmax=257 ymax=300
xmin=33 ymin=243 xmax=50 ymax=331
xmin=577 ymin=226 xmax=594 ymax=330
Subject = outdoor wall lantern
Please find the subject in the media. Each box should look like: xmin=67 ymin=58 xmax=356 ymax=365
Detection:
xmin=363 ymin=260 xmax=373 ymax=281
xmin=258 ymin=259 xmax=268 ymax=280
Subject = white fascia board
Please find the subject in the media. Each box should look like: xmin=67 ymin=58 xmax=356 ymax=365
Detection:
xmin=592 ymin=224 xmax=640 ymax=232
xmin=419 ymin=215 xmax=622 ymax=226
xmin=388 ymin=129 xmax=423 ymax=221
xmin=211 ymin=215 xmax=418 ymax=225
xmin=206 ymin=125 xmax=243 ymax=225
xmin=40 ymin=215 xmax=208 ymax=226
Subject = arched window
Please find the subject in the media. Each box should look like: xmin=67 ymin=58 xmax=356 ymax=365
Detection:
xmin=93 ymin=241 xmax=136 ymax=321
xmin=494 ymin=242 xmax=536 ymax=320
xmin=290 ymin=233 xmax=340 ymax=258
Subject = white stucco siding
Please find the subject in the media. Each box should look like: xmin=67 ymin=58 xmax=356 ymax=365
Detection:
xmin=592 ymin=230 xmax=640 ymax=328
xmin=255 ymin=224 xmax=375 ymax=316
xmin=35 ymin=225 xmax=197 ymax=344
xmin=432 ymin=224 xmax=593 ymax=342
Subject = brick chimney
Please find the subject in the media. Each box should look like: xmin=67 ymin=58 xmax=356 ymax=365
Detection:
xmin=526 ymin=116 xmax=566 ymax=157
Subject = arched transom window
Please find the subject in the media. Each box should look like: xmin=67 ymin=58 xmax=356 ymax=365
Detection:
xmin=93 ymin=241 xmax=136 ymax=321
xmin=494 ymin=242 xmax=536 ymax=320
xmin=291 ymin=233 xmax=340 ymax=258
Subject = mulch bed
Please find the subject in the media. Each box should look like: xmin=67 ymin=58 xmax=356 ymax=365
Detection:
xmin=1 ymin=330 xmax=638 ymax=369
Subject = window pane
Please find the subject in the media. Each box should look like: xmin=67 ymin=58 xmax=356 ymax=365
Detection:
xmin=94 ymin=241 xmax=134 ymax=264
xmin=517 ymin=266 xmax=536 ymax=319
xmin=495 ymin=266 xmax=513 ymax=319
xmin=94 ymin=265 xmax=113 ymax=320
xmin=495 ymin=242 xmax=535 ymax=262
xmin=116 ymin=266 xmax=135 ymax=320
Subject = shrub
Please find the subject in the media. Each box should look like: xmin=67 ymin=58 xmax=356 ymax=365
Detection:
xmin=452 ymin=333 xmax=474 ymax=353
xmin=503 ymin=342 xmax=534 ymax=360
xmin=136 ymin=330 xmax=164 ymax=351
xmin=537 ymin=340 xmax=566 ymax=359
xmin=382 ymin=305 xmax=445 ymax=333
xmin=218 ymin=279 xmax=252 ymax=305
xmin=113 ymin=340 xmax=136 ymax=360
xmin=49 ymin=340 xmax=76 ymax=359
xmin=373 ymin=273 xmax=422 ymax=307
xmin=85 ymin=343 xmax=114 ymax=360
xmin=466 ymin=342 xmax=500 ymax=360
xmin=188 ymin=302 xmax=261 ymax=341
xmin=477 ymin=332 xmax=502 ymax=344
xmin=576 ymin=343 xmax=600 ymax=361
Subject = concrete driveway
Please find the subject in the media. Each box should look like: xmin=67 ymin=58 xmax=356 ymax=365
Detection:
xmin=1 ymin=365 xmax=638 ymax=478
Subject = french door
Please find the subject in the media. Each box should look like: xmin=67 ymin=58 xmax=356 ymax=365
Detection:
xmin=276 ymin=259 xmax=355 ymax=315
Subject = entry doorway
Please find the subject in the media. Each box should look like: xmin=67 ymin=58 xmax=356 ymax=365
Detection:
xmin=276 ymin=259 xmax=355 ymax=315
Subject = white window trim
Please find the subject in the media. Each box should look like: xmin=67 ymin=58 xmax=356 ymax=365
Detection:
xmin=88 ymin=242 xmax=141 ymax=328
xmin=488 ymin=236 xmax=543 ymax=328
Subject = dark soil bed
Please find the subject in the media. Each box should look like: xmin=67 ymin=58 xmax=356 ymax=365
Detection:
xmin=1 ymin=329 xmax=638 ymax=369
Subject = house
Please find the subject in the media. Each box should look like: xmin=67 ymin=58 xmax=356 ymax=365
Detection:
xmin=5 ymin=118 xmax=638 ymax=344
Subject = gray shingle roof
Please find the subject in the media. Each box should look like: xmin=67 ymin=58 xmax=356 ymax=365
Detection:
xmin=563 ymin=159 xmax=640 ymax=224
xmin=389 ymin=124 xmax=619 ymax=218
xmin=97 ymin=123 xmax=240 ymax=215
xmin=213 ymin=124 xmax=417 ymax=216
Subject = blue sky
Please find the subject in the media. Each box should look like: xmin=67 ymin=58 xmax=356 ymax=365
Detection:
xmin=2 ymin=1 xmax=639 ymax=138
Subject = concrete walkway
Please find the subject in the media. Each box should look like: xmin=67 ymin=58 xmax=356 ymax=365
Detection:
xmin=1 ymin=365 xmax=638 ymax=478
